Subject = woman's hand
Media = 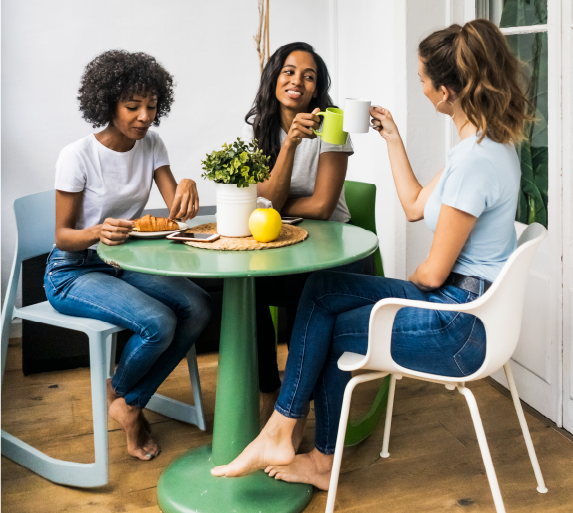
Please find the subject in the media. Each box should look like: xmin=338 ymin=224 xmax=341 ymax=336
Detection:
xmin=169 ymin=178 xmax=200 ymax=221
xmin=100 ymin=218 xmax=134 ymax=246
xmin=284 ymin=108 xmax=321 ymax=148
xmin=370 ymin=107 xmax=400 ymax=141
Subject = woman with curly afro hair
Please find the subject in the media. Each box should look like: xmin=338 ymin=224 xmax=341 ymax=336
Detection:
xmin=44 ymin=50 xmax=212 ymax=461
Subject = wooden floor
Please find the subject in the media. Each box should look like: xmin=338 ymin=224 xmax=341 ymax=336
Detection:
xmin=2 ymin=338 xmax=573 ymax=513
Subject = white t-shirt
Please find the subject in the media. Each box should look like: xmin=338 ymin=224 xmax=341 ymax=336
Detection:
xmin=242 ymin=121 xmax=353 ymax=223
xmin=55 ymin=130 xmax=169 ymax=248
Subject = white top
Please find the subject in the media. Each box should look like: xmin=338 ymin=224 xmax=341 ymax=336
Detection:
xmin=55 ymin=130 xmax=170 ymax=249
xmin=242 ymin=121 xmax=353 ymax=223
xmin=424 ymin=134 xmax=520 ymax=282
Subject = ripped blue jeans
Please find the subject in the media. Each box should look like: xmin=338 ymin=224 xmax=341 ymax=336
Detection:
xmin=275 ymin=271 xmax=486 ymax=455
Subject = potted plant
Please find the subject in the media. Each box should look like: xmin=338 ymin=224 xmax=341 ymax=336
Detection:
xmin=201 ymin=137 xmax=271 ymax=237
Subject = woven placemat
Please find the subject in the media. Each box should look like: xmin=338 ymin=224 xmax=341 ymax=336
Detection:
xmin=183 ymin=223 xmax=308 ymax=251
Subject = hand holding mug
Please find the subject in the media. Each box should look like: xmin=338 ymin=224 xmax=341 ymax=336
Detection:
xmin=100 ymin=218 xmax=134 ymax=246
xmin=370 ymin=106 xmax=400 ymax=140
xmin=285 ymin=108 xmax=321 ymax=147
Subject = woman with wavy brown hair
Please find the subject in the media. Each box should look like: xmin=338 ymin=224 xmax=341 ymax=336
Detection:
xmin=210 ymin=19 xmax=530 ymax=489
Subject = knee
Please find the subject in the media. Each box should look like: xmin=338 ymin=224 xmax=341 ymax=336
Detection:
xmin=193 ymin=290 xmax=213 ymax=330
xmin=303 ymin=271 xmax=332 ymax=297
xmin=141 ymin=308 xmax=178 ymax=350
xmin=177 ymin=283 xmax=213 ymax=330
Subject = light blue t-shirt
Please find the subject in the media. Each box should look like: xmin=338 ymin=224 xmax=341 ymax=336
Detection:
xmin=424 ymin=134 xmax=521 ymax=282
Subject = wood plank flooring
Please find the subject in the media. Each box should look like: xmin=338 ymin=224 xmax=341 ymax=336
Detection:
xmin=2 ymin=338 xmax=573 ymax=512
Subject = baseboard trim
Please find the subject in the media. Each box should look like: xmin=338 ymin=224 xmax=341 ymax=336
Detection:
xmin=485 ymin=376 xmax=573 ymax=442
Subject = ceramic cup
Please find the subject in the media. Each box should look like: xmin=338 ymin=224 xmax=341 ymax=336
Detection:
xmin=343 ymin=98 xmax=372 ymax=133
xmin=313 ymin=107 xmax=348 ymax=145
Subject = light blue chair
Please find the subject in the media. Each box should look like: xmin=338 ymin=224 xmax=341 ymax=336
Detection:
xmin=0 ymin=190 xmax=206 ymax=487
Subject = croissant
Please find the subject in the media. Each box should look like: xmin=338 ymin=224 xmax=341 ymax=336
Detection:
xmin=133 ymin=215 xmax=180 ymax=232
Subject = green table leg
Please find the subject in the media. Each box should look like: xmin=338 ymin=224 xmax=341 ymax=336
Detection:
xmin=157 ymin=277 xmax=313 ymax=513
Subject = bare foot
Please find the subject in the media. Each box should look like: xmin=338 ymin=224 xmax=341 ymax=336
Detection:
xmin=265 ymin=448 xmax=333 ymax=490
xmin=260 ymin=388 xmax=280 ymax=427
xmin=292 ymin=403 xmax=310 ymax=453
xmin=108 ymin=397 xmax=160 ymax=461
xmin=106 ymin=378 xmax=120 ymax=405
xmin=107 ymin=379 xmax=151 ymax=433
xmin=140 ymin=411 xmax=152 ymax=434
xmin=211 ymin=411 xmax=296 ymax=477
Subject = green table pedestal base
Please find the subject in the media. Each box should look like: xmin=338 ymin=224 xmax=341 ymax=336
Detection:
xmin=157 ymin=446 xmax=313 ymax=513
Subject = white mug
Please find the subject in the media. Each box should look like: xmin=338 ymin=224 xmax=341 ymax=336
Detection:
xmin=343 ymin=98 xmax=372 ymax=133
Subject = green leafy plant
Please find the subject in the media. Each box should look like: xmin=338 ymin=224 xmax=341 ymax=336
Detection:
xmin=501 ymin=0 xmax=548 ymax=228
xmin=201 ymin=138 xmax=271 ymax=188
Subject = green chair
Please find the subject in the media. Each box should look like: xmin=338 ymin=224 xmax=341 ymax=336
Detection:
xmin=342 ymin=180 xmax=390 ymax=446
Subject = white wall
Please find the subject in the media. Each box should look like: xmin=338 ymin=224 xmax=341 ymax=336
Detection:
xmin=402 ymin=0 xmax=449 ymax=277
xmin=1 ymin=0 xmax=331 ymax=304
xmin=336 ymin=0 xmax=449 ymax=279
xmin=336 ymin=0 xmax=401 ymax=278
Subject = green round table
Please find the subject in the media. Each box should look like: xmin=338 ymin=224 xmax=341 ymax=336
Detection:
xmin=98 ymin=217 xmax=378 ymax=513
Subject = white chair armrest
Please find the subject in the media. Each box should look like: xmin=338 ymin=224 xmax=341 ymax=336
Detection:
xmin=373 ymin=295 xmax=486 ymax=314
xmin=339 ymin=295 xmax=486 ymax=373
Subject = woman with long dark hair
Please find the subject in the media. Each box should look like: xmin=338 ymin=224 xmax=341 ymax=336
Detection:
xmin=213 ymin=19 xmax=530 ymax=489
xmin=243 ymin=42 xmax=359 ymax=438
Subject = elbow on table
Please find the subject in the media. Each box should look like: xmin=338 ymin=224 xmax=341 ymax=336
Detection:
xmin=314 ymin=198 xmax=337 ymax=221
xmin=299 ymin=200 xmax=335 ymax=221
xmin=315 ymin=210 xmax=333 ymax=221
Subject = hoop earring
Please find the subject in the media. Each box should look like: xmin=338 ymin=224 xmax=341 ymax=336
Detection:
xmin=436 ymin=100 xmax=455 ymax=121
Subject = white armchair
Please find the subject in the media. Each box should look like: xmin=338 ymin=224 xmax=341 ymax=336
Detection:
xmin=326 ymin=223 xmax=548 ymax=513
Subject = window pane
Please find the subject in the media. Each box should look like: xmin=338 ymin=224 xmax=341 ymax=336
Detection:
xmin=506 ymin=32 xmax=549 ymax=227
xmin=476 ymin=0 xmax=547 ymax=27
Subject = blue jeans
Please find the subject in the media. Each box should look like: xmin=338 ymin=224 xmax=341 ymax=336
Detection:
xmin=257 ymin=256 xmax=373 ymax=394
xmin=44 ymin=247 xmax=212 ymax=408
xmin=275 ymin=271 xmax=486 ymax=455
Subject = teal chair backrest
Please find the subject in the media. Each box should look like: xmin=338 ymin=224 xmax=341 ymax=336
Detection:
xmin=1 ymin=190 xmax=56 ymax=380
xmin=344 ymin=181 xmax=384 ymax=277
xmin=13 ymin=190 xmax=56 ymax=262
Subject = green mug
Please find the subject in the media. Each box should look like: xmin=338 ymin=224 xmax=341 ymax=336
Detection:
xmin=313 ymin=107 xmax=348 ymax=145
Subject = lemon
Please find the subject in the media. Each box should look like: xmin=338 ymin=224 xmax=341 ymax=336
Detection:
xmin=249 ymin=208 xmax=282 ymax=242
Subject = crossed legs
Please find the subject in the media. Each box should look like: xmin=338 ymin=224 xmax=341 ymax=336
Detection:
xmin=211 ymin=270 xmax=482 ymax=487
xmin=47 ymin=265 xmax=212 ymax=461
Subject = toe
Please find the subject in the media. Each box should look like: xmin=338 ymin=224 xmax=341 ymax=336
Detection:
xmin=211 ymin=466 xmax=227 ymax=477
xmin=144 ymin=441 xmax=160 ymax=457
xmin=131 ymin=447 xmax=154 ymax=461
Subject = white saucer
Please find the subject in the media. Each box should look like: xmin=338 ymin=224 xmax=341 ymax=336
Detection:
xmin=129 ymin=221 xmax=188 ymax=239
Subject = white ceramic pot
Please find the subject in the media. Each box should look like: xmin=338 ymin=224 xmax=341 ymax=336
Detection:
xmin=215 ymin=183 xmax=257 ymax=237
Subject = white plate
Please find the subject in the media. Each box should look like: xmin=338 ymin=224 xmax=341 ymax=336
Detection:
xmin=129 ymin=221 xmax=188 ymax=239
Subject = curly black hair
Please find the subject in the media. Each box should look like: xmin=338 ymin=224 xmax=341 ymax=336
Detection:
xmin=78 ymin=50 xmax=175 ymax=128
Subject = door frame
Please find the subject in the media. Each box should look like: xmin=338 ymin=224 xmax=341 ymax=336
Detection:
xmin=561 ymin=0 xmax=573 ymax=432
xmin=467 ymin=0 xmax=564 ymax=425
